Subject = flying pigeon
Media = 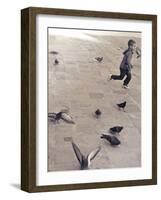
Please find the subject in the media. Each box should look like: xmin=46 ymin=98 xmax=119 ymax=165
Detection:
xmin=100 ymin=134 xmax=121 ymax=146
xmin=48 ymin=109 xmax=75 ymax=124
xmin=95 ymin=57 xmax=103 ymax=63
xmin=109 ymin=126 xmax=124 ymax=134
xmin=117 ymin=101 xmax=126 ymax=111
xmin=50 ymin=51 xmax=59 ymax=55
xmin=136 ymin=47 xmax=141 ymax=59
xmin=71 ymin=141 xmax=101 ymax=170
xmin=95 ymin=109 xmax=102 ymax=118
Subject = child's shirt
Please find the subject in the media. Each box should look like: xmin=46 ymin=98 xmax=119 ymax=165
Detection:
xmin=120 ymin=48 xmax=134 ymax=71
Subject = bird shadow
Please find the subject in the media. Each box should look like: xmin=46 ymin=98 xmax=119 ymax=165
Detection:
xmin=92 ymin=113 xmax=102 ymax=119
xmin=48 ymin=118 xmax=57 ymax=124
xmin=113 ymin=105 xmax=120 ymax=111
xmin=10 ymin=183 xmax=20 ymax=190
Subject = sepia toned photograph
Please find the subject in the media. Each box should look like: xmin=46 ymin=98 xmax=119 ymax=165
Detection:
xmin=47 ymin=28 xmax=141 ymax=172
xmin=21 ymin=8 xmax=157 ymax=192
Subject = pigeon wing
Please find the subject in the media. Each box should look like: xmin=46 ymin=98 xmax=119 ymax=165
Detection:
xmin=88 ymin=146 xmax=101 ymax=162
xmin=72 ymin=142 xmax=83 ymax=165
xmin=136 ymin=47 xmax=141 ymax=55
xmin=50 ymin=51 xmax=58 ymax=55
xmin=110 ymin=127 xmax=115 ymax=132
xmin=61 ymin=113 xmax=75 ymax=124
xmin=48 ymin=113 xmax=57 ymax=118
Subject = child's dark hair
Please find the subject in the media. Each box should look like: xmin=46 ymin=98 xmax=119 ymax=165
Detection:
xmin=128 ymin=39 xmax=136 ymax=47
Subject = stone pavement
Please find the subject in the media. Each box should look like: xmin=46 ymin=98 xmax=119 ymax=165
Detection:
xmin=48 ymin=29 xmax=141 ymax=171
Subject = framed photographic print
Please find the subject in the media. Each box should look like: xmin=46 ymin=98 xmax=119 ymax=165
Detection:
xmin=21 ymin=7 xmax=157 ymax=192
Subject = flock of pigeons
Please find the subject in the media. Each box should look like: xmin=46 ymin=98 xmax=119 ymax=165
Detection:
xmin=48 ymin=47 xmax=138 ymax=170
xmin=48 ymin=100 xmax=127 ymax=170
xmin=48 ymin=104 xmax=126 ymax=169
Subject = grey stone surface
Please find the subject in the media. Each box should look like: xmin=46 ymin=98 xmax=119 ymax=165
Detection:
xmin=48 ymin=30 xmax=141 ymax=171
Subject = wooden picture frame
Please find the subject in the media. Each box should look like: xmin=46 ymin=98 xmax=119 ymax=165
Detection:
xmin=21 ymin=7 xmax=157 ymax=192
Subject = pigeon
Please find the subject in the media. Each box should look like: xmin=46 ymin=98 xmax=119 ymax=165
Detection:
xmin=54 ymin=59 xmax=59 ymax=65
xmin=48 ymin=112 xmax=63 ymax=122
xmin=48 ymin=109 xmax=75 ymax=124
xmin=117 ymin=101 xmax=126 ymax=111
xmin=95 ymin=57 xmax=103 ymax=63
xmin=71 ymin=141 xmax=101 ymax=170
xmin=50 ymin=51 xmax=59 ymax=55
xmin=136 ymin=47 xmax=141 ymax=59
xmin=109 ymin=126 xmax=123 ymax=134
xmin=100 ymin=134 xmax=121 ymax=146
xmin=95 ymin=109 xmax=102 ymax=118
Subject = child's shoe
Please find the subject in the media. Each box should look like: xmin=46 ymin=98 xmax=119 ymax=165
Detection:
xmin=122 ymin=84 xmax=129 ymax=89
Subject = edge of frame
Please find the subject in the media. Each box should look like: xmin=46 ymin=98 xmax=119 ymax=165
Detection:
xmin=21 ymin=7 xmax=37 ymax=192
xmin=21 ymin=8 xmax=30 ymax=192
xmin=152 ymin=15 xmax=157 ymax=185
xmin=26 ymin=7 xmax=156 ymax=20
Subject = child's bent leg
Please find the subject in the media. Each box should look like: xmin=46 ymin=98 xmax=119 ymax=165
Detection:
xmin=123 ymin=71 xmax=131 ymax=85
xmin=111 ymin=69 xmax=126 ymax=80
